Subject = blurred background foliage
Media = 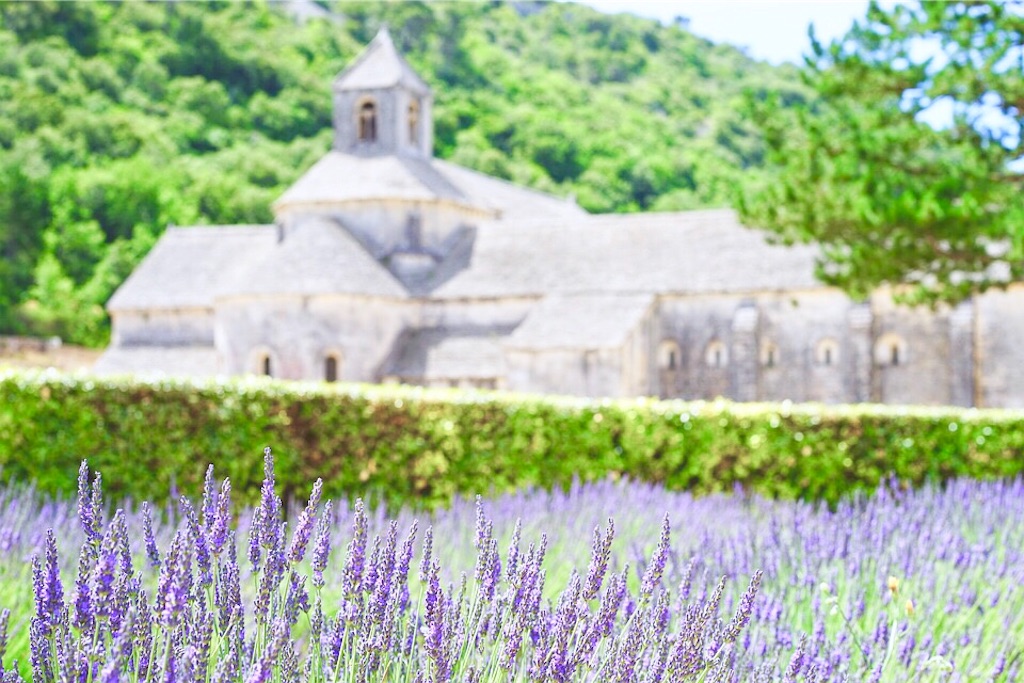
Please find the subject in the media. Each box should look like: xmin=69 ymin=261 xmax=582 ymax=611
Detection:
xmin=0 ymin=0 xmax=807 ymax=346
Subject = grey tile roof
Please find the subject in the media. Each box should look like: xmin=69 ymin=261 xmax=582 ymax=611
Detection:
xmin=106 ymin=226 xmax=277 ymax=311
xmin=107 ymin=217 xmax=406 ymax=312
xmin=275 ymin=153 xmax=468 ymax=208
xmin=93 ymin=346 xmax=221 ymax=378
xmin=382 ymin=327 xmax=512 ymax=380
xmin=273 ymin=152 xmax=586 ymax=223
xmin=433 ymin=209 xmax=822 ymax=299
xmin=506 ymin=295 xmax=654 ymax=350
xmin=334 ymin=28 xmax=431 ymax=95
xmin=430 ymin=159 xmax=588 ymax=223
xmin=219 ymin=217 xmax=407 ymax=299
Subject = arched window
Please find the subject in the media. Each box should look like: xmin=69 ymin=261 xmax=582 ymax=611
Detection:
xmin=250 ymin=347 xmax=276 ymax=377
xmin=408 ymin=99 xmax=419 ymax=145
xmin=875 ymin=333 xmax=908 ymax=367
xmin=657 ymin=340 xmax=681 ymax=370
xmin=357 ymin=100 xmax=377 ymax=142
xmin=705 ymin=340 xmax=728 ymax=368
xmin=816 ymin=338 xmax=840 ymax=366
xmin=760 ymin=341 xmax=779 ymax=368
xmin=324 ymin=352 xmax=342 ymax=382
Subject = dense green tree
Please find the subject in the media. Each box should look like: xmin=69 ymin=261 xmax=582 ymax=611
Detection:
xmin=0 ymin=161 xmax=49 ymax=332
xmin=741 ymin=1 xmax=1024 ymax=305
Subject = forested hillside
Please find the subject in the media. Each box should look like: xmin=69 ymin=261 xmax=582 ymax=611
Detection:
xmin=0 ymin=0 xmax=808 ymax=345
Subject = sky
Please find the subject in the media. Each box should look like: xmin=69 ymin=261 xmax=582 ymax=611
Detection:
xmin=578 ymin=0 xmax=871 ymax=65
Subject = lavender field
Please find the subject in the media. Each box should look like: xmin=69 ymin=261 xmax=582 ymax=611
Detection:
xmin=0 ymin=453 xmax=1022 ymax=682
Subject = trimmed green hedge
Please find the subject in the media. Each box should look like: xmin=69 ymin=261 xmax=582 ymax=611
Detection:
xmin=1 ymin=369 xmax=1023 ymax=508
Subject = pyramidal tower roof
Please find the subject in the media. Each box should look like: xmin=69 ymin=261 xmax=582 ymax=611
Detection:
xmin=334 ymin=27 xmax=431 ymax=94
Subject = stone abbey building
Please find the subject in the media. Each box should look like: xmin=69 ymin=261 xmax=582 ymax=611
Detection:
xmin=97 ymin=29 xmax=1024 ymax=408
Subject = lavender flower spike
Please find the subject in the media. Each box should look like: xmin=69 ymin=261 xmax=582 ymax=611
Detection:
xmin=311 ymin=500 xmax=333 ymax=589
xmin=583 ymin=518 xmax=615 ymax=601
xmin=43 ymin=531 xmax=64 ymax=621
xmin=287 ymin=478 xmax=323 ymax=564
xmin=209 ymin=477 xmax=232 ymax=557
xmin=257 ymin=447 xmax=282 ymax=553
xmin=244 ymin=617 xmax=289 ymax=683
xmin=640 ymin=515 xmax=670 ymax=599
xmin=0 ymin=608 xmax=8 ymax=663
xmin=419 ymin=525 xmax=433 ymax=583
xmin=142 ymin=503 xmax=160 ymax=569
xmin=201 ymin=464 xmax=216 ymax=530
xmin=77 ymin=461 xmax=100 ymax=543
xmin=724 ymin=570 xmax=763 ymax=643
xmin=342 ymin=499 xmax=367 ymax=597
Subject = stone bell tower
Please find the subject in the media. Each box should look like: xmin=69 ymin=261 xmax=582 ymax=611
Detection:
xmin=332 ymin=27 xmax=434 ymax=159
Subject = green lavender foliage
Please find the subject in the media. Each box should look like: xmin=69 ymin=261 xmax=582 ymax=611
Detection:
xmin=1 ymin=370 xmax=1023 ymax=509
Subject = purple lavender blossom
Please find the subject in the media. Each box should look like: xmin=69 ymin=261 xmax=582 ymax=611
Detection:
xmin=248 ymin=497 xmax=264 ymax=573
xmin=90 ymin=472 xmax=104 ymax=535
xmin=215 ymin=558 xmax=243 ymax=632
xmin=724 ymin=570 xmax=763 ymax=643
xmin=155 ymin=528 xmax=192 ymax=628
xmin=257 ymin=447 xmax=282 ymax=554
xmin=0 ymin=608 xmax=8 ymax=663
xmin=211 ymin=625 xmax=242 ymax=683
xmin=640 ymin=515 xmax=670 ymax=599
xmin=583 ymin=518 xmax=615 ymax=601
xmin=342 ymin=498 xmax=368 ymax=598
xmin=209 ymin=477 xmax=232 ymax=557
xmin=71 ymin=541 xmax=94 ymax=632
xmin=284 ymin=570 xmax=309 ymax=625
xmin=180 ymin=496 xmax=212 ymax=587
xmin=784 ymin=635 xmax=808 ymax=682
xmin=423 ymin=559 xmax=450 ymax=682
xmin=20 ymin=456 xmax=1024 ymax=683
xmin=93 ymin=535 xmax=118 ymax=621
xmin=42 ymin=530 xmax=63 ymax=625
xmin=244 ymin=618 xmax=288 ymax=683
xmin=418 ymin=524 xmax=433 ymax=583
xmin=253 ymin=545 xmax=285 ymax=625
xmin=505 ymin=518 xmax=522 ymax=583
xmin=142 ymin=502 xmax=160 ymax=569
xmin=76 ymin=461 xmax=101 ymax=544
xmin=201 ymin=464 xmax=216 ymax=531
xmin=311 ymin=499 xmax=333 ymax=589
xmin=286 ymin=478 xmax=322 ymax=564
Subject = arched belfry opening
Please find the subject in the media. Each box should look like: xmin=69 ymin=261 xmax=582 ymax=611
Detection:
xmin=408 ymin=99 xmax=420 ymax=145
xmin=357 ymin=100 xmax=378 ymax=142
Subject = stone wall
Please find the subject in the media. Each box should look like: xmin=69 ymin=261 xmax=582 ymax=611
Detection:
xmin=214 ymin=294 xmax=416 ymax=382
xmin=870 ymin=292 xmax=954 ymax=406
xmin=650 ymin=289 xmax=986 ymax=406
xmin=111 ymin=309 xmax=215 ymax=347
xmin=505 ymin=347 xmax=625 ymax=397
xmin=978 ymin=285 xmax=1024 ymax=408
xmin=756 ymin=291 xmax=860 ymax=404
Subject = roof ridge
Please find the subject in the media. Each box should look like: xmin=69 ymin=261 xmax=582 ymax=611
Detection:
xmin=432 ymin=158 xmax=581 ymax=211
xmin=166 ymin=224 xmax=274 ymax=234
